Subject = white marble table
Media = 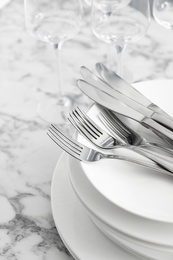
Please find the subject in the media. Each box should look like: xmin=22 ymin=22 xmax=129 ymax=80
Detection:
xmin=1 ymin=0 xmax=173 ymax=259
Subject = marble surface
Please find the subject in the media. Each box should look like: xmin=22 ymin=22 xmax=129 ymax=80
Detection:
xmin=1 ymin=0 xmax=173 ymax=259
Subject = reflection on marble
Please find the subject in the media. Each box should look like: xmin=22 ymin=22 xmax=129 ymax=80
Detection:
xmin=1 ymin=0 xmax=173 ymax=259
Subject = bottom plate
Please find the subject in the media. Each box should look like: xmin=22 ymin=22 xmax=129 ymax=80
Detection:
xmin=51 ymin=152 xmax=145 ymax=260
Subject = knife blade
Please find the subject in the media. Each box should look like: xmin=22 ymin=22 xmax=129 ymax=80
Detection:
xmin=77 ymin=79 xmax=173 ymax=143
xmin=81 ymin=66 xmax=154 ymax=117
xmin=95 ymin=62 xmax=172 ymax=119
xmin=81 ymin=65 xmax=173 ymax=131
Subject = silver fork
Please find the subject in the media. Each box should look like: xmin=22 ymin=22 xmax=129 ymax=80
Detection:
xmin=47 ymin=124 xmax=170 ymax=175
xmin=68 ymin=107 xmax=173 ymax=174
xmin=99 ymin=108 xmax=173 ymax=150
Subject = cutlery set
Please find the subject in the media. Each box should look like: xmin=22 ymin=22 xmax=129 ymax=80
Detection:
xmin=48 ymin=123 xmax=168 ymax=174
xmin=78 ymin=66 xmax=173 ymax=144
xmin=48 ymin=63 xmax=173 ymax=176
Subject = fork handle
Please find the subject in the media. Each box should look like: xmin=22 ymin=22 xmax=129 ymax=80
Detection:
xmin=130 ymin=145 xmax=173 ymax=174
xmin=104 ymin=152 xmax=172 ymax=175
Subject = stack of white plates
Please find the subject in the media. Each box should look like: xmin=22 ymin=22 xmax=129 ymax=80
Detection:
xmin=67 ymin=80 xmax=173 ymax=260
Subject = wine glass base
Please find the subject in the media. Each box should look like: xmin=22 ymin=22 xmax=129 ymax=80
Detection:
xmin=56 ymin=95 xmax=71 ymax=107
xmin=37 ymin=96 xmax=72 ymax=123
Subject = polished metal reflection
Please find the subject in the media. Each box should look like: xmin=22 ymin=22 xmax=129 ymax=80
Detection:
xmin=47 ymin=123 xmax=171 ymax=175
xmin=67 ymin=106 xmax=173 ymax=174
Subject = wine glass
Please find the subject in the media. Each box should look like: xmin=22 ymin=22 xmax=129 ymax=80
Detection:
xmin=24 ymin=0 xmax=83 ymax=122
xmin=153 ymin=0 xmax=173 ymax=29
xmin=91 ymin=0 xmax=150 ymax=78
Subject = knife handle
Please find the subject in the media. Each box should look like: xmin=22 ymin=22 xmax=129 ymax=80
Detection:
xmin=148 ymin=104 xmax=173 ymax=119
xmin=151 ymin=112 xmax=173 ymax=131
xmin=141 ymin=117 xmax=173 ymax=145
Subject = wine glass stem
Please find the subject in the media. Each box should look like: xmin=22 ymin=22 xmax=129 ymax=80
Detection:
xmin=115 ymin=43 xmax=126 ymax=76
xmin=54 ymin=43 xmax=63 ymax=97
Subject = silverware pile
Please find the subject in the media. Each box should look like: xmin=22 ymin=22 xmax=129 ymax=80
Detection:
xmin=48 ymin=63 xmax=173 ymax=176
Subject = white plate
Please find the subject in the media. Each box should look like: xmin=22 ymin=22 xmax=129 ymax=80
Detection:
xmin=68 ymin=80 xmax=173 ymax=247
xmin=92 ymin=217 xmax=173 ymax=260
xmin=78 ymin=79 xmax=173 ymax=222
xmin=51 ymin=153 xmax=144 ymax=260
xmin=68 ymin=152 xmax=173 ymax=250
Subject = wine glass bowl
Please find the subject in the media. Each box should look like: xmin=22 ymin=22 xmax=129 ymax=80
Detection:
xmin=91 ymin=0 xmax=150 ymax=77
xmin=25 ymin=0 xmax=82 ymax=47
xmin=24 ymin=0 xmax=83 ymax=122
xmin=153 ymin=0 xmax=173 ymax=30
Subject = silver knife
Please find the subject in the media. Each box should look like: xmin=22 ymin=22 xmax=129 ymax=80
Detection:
xmin=77 ymin=79 xmax=173 ymax=144
xmin=80 ymin=66 xmax=173 ymax=131
xmin=95 ymin=62 xmax=173 ymax=120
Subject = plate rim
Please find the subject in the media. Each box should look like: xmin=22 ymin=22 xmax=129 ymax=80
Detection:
xmin=75 ymin=79 xmax=173 ymax=223
xmin=51 ymin=152 xmax=144 ymax=260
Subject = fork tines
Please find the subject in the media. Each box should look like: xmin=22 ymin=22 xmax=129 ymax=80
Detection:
xmin=68 ymin=106 xmax=103 ymax=140
xmin=47 ymin=124 xmax=83 ymax=160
